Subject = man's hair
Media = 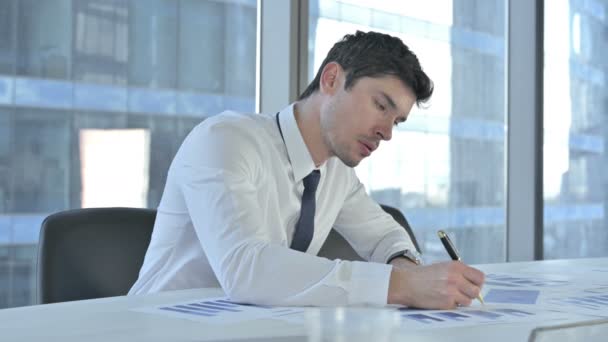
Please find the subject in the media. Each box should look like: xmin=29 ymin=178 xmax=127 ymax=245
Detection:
xmin=299 ymin=31 xmax=433 ymax=105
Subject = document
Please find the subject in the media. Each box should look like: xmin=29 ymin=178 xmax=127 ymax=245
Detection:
xmin=480 ymin=271 xmax=608 ymax=318
xmin=543 ymin=292 xmax=608 ymax=317
xmin=134 ymin=297 xmax=304 ymax=324
xmin=484 ymin=273 xmax=572 ymax=288
xmin=396 ymin=306 xmax=574 ymax=330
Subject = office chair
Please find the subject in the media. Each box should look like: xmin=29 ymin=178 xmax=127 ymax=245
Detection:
xmin=37 ymin=207 xmax=156 ymax=304
xmin=318 ymin=204 xmax=420 ymax=261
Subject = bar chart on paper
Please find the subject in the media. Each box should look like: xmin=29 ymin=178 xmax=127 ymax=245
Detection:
xmin=134 ymin=297 xmax=304 ymax=324
xmin=401 ymin=307 xmax=534 ymax=324
xmin=545 ymin=294 xmax=608 ymax=316
xmin=481 ymin=270 xmax=608 ymax=318
xmin=484 ymin=289 xmax=541 ymax=304
xmin=397 ymin=306 xmax=571 ymax=330
xmin=485 ymin=273 xmax=571 ymax=288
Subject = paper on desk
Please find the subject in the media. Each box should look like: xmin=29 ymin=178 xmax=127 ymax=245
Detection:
xmin=502 ymin=265 xmax=608 ymax=283
xmin=480 ymin=271 xmax=608 ymax=318
xmin=132 ymin=297 xmax=304 ymax=324
xmin=540 ymin=291 xmax=608 ymax=318
xmin=269 ymin=304 xmax=577 ymax=331
xmin=395 ymin=305 xmax=575 ymax=331
xmin=483 ymin=273 xmax=573 ymax=289
xmin=382 ymin=270 xmax=608 ymax=331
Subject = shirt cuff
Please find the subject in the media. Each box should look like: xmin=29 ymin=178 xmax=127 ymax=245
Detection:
xmin=348 ymin=261 xmax=393 ymax=306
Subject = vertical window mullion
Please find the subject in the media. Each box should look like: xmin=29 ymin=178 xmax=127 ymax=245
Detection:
xmin=506 ymin=0 xmax=544 ymax=261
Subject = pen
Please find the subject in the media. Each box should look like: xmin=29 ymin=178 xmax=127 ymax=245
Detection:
xmin=437 ymin=230 xmax=485 ymax=305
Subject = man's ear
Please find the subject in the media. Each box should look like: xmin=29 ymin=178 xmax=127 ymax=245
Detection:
xmin=319 ymin=62 xmax=342 ymax=95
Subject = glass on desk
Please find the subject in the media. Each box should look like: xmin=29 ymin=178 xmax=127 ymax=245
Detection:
xmin=529 ymin=318 xmax=608 ymax=342
xmin=305 ymin=307 xmax=402 ymax=342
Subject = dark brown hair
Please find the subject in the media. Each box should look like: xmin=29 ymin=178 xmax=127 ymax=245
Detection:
xmin=299 ymin=31 xmax=433 ymax=106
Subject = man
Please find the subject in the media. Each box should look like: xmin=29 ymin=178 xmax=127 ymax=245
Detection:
xmin=129 ymin=31 xmax=485 ymax=309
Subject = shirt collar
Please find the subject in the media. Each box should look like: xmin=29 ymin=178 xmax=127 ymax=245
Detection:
xmin=277 ymin=103 xmax=320 ymax=183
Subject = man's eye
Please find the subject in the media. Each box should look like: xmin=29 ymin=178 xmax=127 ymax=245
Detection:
xmin=375 ymin=101 xmax=386 ymax=111
xmin=393 ymin=121 xmax=400 ymax=127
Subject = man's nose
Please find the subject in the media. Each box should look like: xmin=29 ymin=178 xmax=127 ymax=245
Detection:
xmin=375 ymin=122 xmax=393 ymax=141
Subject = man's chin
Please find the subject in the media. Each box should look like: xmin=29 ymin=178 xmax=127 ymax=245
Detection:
xmin=338 ymin=155 xmax=363 ymax=168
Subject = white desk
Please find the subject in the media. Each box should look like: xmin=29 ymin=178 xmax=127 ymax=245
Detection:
xmin=1 ymin=258 xmax=607 ymax=341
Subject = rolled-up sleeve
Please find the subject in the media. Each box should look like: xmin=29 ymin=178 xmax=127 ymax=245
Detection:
xmin=173 ymin=118 xmax=392 ymax=306
xmin=332 ymin=169 xmax=417 ymax=264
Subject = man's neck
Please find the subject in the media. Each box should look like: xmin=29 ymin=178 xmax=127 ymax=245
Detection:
xmin=293 ymin=97 xmax=330 ymax=167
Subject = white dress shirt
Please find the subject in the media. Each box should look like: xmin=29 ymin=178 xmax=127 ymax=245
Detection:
xmin=129 ymin=104 xmax=416 ymax=306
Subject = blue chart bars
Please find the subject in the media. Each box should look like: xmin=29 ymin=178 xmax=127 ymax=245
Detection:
xmin=160 ymin=299 xmax=267 ymax=317
xmin=149 ymin=297 xmax=305 ymax=323
xmin=484 ymin=289 xmax=541 ymax=305
xmin=484 ymin=274 xmax=570 ymax=288
xmin=401 ymin=308 xmax=535 ymax=324
xmin=548 ymin=295 xmax=608 ymax=311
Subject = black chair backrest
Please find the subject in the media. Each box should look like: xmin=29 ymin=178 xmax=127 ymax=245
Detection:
xmin=379 ymin=204 xmax=420 ymax=252
xmin=37 ymin=207 xmax=156 ymax=304
xmin=318 ymin=204 xmax=420 ymax=261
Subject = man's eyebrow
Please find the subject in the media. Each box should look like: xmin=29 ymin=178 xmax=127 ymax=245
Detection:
xmin=379 ymin=91 xmax=397 ymax=110
xmin=380 ymin=91 xmax=407 ymax=122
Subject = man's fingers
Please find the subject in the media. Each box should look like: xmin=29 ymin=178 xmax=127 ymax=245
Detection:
xmin=454 ymin=291 xmax=473 ymax=307
xmin=462 ymin=266 xmax=485 ymax=287
xmin=461 ymin=284 xmax=481 ymax=300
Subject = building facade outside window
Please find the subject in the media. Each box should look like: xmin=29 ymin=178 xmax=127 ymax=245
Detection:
xmin=0 ymin=0 xmax=257 ymax=309
xmin=543 ymin=0 xmax=608 ymax=259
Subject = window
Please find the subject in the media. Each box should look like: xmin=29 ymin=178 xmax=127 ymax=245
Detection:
xmin=0 ymin=0 xmax=257 ymax=308
xmin=543 ymin=0 xmax=608 ymax=259
xmin=308 ymin=0 xmax=507 ymax=263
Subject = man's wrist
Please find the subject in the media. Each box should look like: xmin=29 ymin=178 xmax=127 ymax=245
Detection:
xmin=389 ymin=256 xmax=418 ymax=269
xmin=386 ymin=249 xmax=423 ymax=266
xmin=387 ymin=266 xmax=415 ymax=305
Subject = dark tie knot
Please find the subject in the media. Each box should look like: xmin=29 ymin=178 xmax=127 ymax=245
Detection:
xmin=303 ymin=170 xmax=321 ymax=192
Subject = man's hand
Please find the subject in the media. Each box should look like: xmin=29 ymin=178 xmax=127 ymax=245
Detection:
xmin=387 ymin=261 xmax=485 ymax=309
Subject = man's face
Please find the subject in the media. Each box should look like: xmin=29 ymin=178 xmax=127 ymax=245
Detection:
xmin=319 ymin=68 xmax=417 ymax=167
